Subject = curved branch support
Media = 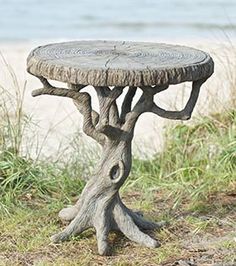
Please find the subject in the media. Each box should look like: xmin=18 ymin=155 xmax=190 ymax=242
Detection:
xmin=103 ymin=87 xmax=121 ymax=127
xmin=121 ymin=79 xmax=206 ymax=138
xmin=32 ymin=77 xmax=106 ymax=145
xmin=95 ymin=86 xmax=124 ymax=129
xmin=151 ymin=79 xmax=206 ymax=120
xmin=68 ymin=83 xmax=100 ymax=127
xmin=121 ymin=90 xmax=153 ymax=136
xmin=120 ymin=86 xmax=137 ymax=124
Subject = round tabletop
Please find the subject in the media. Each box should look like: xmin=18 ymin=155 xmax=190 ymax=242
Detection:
xmin=27 ymin=40 xmax=214 ymax=87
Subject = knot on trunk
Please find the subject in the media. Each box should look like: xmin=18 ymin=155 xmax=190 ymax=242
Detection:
xmin=109 ymin=160 xmax=125 ymax=184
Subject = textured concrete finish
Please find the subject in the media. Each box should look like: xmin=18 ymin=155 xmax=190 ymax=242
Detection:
xmin=27 ymin=41 xmax=214 ymax=255
xmin=27 ymin=40 xmax=214 ymax=87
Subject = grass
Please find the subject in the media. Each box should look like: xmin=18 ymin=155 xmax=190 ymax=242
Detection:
xmin=0 ymin=60 xmax=236 ymax=265
xmin=127 ymin=110 xmax=236 ymax=207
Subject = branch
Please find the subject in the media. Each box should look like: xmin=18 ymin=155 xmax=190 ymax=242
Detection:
xmin=121 ymin=85 xmax=169 ymax=134
xmin=32 ymin=77 xmax=105 ymax=145
xmin=120 ymin=85 xmax=168 ymax=125
xmin=67 ymin=83 xmax=99 ymax=127
xmin=32 ymin=86 xmax=78 ymax=98
xmin=120 ymin=86 xmax=137 ymax=124
xmin=73 ymin=93 xmax=102 ymax=142
xmin=121 ymin=80 xmax=205 ymax=139
xmin=151 ymin=79 xmax=205 ymax=120
xmin=98 ymin=86 xmax=121 ymax=127
xmin=95 ymin=86 xmax=124 ymax=138
xmin=121 ymin=91 xmax=153 ymax=135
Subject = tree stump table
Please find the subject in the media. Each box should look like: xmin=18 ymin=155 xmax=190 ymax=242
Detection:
xmin=27 ymin=40 xmax=214 ymax=255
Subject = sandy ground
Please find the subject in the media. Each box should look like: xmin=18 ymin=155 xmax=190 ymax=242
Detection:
xmin=0 ymin=39 xmax=235 ymax=158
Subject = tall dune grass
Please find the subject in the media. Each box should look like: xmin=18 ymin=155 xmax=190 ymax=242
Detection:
xmin=0 ymin=58 xmax=87 ymax=211
xmin=0 ymin=54 xmax=29 ymax=156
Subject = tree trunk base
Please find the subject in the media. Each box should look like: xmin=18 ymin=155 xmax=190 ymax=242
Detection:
xmin=51 ymin=193 xmax=164 ymax=255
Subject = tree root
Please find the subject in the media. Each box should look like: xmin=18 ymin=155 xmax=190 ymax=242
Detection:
xmin=52 ymin=196 xmax=164 ymax=255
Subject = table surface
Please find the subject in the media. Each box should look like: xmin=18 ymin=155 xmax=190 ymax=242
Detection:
xmin=27 ymin=40 xmax=214 ymax=87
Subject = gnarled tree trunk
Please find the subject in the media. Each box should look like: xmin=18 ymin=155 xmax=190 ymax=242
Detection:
xmin=54 ymin=139 xmax=161 ymax=255
xmin=32 ymin=78 xmax=206 ymax=255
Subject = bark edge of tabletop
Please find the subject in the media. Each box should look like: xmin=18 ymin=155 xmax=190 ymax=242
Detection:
xmin=27 ymin=41 xmax=214 ymax=87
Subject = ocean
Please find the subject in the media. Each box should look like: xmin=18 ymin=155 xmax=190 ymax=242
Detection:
xmin=0 ymin=0 xmax=236 ymax=42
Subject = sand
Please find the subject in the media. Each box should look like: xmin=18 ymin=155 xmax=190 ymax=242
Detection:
xmin=0 ymin=39 xmax=235 ymax=158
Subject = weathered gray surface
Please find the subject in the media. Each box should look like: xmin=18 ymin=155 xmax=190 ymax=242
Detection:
xmin=27 ymin=41 xmax=214 ymax=256
xmin=27 ymin=40 xmax=214 ymax=86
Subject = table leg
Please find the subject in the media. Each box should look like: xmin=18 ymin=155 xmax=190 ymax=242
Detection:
xmin=51 ymin=138 xmax=162 ymax=255
xmin=32 ymin=78 xmax=207 ymax=255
